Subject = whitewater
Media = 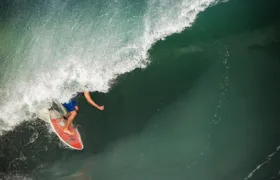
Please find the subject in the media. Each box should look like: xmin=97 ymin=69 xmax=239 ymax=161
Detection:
xmin=0 ymin=0 xmax=218 ymax=133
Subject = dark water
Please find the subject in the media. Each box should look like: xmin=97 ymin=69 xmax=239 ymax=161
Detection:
xmin=1 ymin=0 xmax=280 ymax=179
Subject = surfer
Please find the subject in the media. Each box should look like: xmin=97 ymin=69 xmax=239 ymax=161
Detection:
xmin=62 ymin=91 xmax=104 ymax=135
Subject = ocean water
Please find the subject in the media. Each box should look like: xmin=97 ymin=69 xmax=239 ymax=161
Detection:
xmin=0 ymin=0 xmax=280 ymax=179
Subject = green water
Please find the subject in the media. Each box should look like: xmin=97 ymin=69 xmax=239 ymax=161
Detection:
xmin=0 ymin=0 xmax=280 ymax=179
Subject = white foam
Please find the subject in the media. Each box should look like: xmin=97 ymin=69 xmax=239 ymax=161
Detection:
xmin=0 ymin=0 xmax=218 ymax=134
xmin=244 ymin=145 xmax=280 ymax=180
xmin=0 ymin=174 xmax=33 ymax=180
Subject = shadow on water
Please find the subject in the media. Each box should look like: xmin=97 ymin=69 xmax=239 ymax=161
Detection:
xmin=82 ymin=49 xmax=213 ymax=148
xmin=81 ymin=0 xmax=280 ymax=157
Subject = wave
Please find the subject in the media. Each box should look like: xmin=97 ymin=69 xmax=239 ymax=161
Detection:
xmin=0 ymin=0 xmax=218 ymax=133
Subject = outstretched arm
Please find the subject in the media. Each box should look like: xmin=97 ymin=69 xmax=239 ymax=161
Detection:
xmin=84 ymin=91 xmax=104 ymax=110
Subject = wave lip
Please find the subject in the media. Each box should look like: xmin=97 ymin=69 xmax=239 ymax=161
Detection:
xmin=0 ymin=0 xmax=218 ymax=133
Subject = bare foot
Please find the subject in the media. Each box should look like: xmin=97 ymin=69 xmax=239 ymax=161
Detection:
xmin=63 ymin=128 xmax=74 ymax=135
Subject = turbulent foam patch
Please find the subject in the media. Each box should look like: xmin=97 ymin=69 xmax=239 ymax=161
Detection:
xmin=0 ymin=174 xmax=33 ymax=180
xmin=244 ymin=145 xmax=280 ymax=180
xmin=0 ymin=0 xmax=218 ymax=133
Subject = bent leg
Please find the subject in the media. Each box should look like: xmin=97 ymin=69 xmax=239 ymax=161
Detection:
xmin=63 ymin=110 xmax=77 ymax=135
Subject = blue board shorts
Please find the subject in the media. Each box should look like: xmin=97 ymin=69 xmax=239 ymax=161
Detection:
xmin=62 ymin=100 xmax=77 ymax=112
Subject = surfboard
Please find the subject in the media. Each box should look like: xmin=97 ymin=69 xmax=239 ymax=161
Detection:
xmin=49 ymin=110 xmax=84 ymax=150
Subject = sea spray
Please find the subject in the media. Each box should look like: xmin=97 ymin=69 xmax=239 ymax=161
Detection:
xmin=0 ymin=0 xmax=217 ymax=133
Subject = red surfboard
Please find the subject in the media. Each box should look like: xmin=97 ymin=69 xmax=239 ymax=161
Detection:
xmin=49 ymin=110 xmax=83 ymax=150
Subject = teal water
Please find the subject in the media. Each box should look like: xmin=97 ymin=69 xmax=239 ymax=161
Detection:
xmin=1 ymin=0 xmax=280 ymax=179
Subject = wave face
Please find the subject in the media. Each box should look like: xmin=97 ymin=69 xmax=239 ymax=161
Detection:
xmin=0 ymin=0 xmax=216 ymax=133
